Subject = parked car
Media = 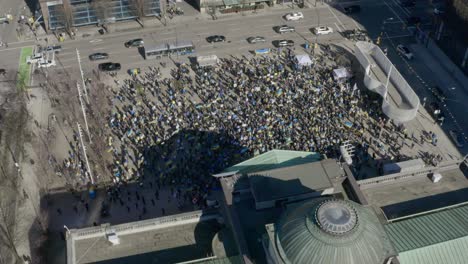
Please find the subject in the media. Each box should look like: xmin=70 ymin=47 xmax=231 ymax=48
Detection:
xmin=274 ymin=39 xmax=294 ymax=47
xmin=247 ymin=36 xmax=266 ymax=44
xmin=406 ymin=16 xmax=421 ymax=26
xmin=98 ymin=62 xmax=121 ymax=71
xmin=277 ymin=25 xmax=295 ymax=34
xmin=0 ymin=17 xmax=9 ymax=24
xmin=449 ymin=130 xmax=465 ymax=148
xmin=432 ymin=85 xmax=447 ymax=103
xmin=124 ymin=38 xmax=144 ymax=48
xmin=396 ymin=44 xmax=413 ymax=59
xmin=89 ymin=53 xmax=109 ymax=61
xmin=206 ymin=35 xmax=226 ymax=43
xmin=284 ymin=12 xmax=304 ymax=21
xmin=45 ymin=45 xmax=62 ymax=53
xmin=400 ymin=0 xmax=415 ymax=7
xmin=26 ymin=53 xmax=43 ymax=64
xmin=344 ymin=5 xmax=361 ymax=14
xmin=313 ymin=26 xmax=333 ymax=35
xmin=37 ymin=58 xmax=56 ymax=68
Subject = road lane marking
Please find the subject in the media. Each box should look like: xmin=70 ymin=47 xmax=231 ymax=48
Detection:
xmin=383 ymin=34 xmax=412 ymax=39
xmin=327 ymin=5 xmax=346 ymax=31
xmin=334 ymin=22 xmax=342 ymax=33
xmin=0 ymin=47 xmax=23 ymax=52
xmin=383 ymin=0 xmax=404 ymax=23
xmin=58 ymin=52 xmax=74 ymax=56
xmin=57 ymin=57 xmax=77 ymax=62
xmin=390 ymin=0 xmax=411 ymax=16
xmin=5 ymin=40 xmax=35 ymax=45
xmin=351 ymin=18 xmax=362 ymax=30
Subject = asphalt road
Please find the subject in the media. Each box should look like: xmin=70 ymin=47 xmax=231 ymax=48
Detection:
xmin=51 ymin=5 xmax=360 ymax=70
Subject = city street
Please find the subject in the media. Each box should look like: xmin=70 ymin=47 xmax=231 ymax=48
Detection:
xmin=1 ymin=1 xmax=466 ymax=151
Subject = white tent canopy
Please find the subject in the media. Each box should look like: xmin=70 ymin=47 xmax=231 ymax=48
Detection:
xmin=295 ymin=54 xmax=312 ymax=66
xmin=333 ymin=67 xmax=353 ymax=81
xmin=197 ymin=55 xmax=219 ymax=67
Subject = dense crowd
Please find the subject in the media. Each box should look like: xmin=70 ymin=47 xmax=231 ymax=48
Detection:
xmin=104 ymin=49 xmax=380 ymax=190
xmin=57 ymin=47 xmax=423 ymax=217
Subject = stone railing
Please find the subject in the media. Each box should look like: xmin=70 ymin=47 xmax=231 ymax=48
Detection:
xmin=355 ymin=41 xmax=420 ymax=123
xmin=68 ymin=209 xmax=218 ymax=240
xmin=357 ymin=160 xmax=462 ymax=190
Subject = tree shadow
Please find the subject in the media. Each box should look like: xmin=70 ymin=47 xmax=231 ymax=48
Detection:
xmin=32 ymin=129 xmax=250 ymax=263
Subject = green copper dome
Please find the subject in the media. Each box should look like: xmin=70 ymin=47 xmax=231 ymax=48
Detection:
xmin=274 ymin=198 xmax=394 ymax=264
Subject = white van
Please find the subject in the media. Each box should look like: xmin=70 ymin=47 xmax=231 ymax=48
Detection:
xmin=313 ymin=26 xmax=333 ymax=35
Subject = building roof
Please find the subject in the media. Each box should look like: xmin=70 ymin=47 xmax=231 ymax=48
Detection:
xmin=359 ymin=168 xmax=468 ymax=220
xmin=192 ymin=255 xmax=244 ymax=264
xmin=67 ymin=211 xmax=220 ymax=264
xmin=272 ymin=198 xmax=396 ymax=264
xmin=396 ymin=236 xmax=468 ymax=264
xmin=222 ymin=149 xmax=322 ymax=175
xmin=247 ymin=159 xmax=339 ymax=203
xmin=384 ymin=204 xmax=468 ymax=253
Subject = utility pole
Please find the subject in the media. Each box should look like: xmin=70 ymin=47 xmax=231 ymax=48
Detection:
xmin=77 ymin=123 xmax=94 ymax=184
xmin=76 ymin=49 xmax=90 ymax=104
xmin=76 ymin=83 xmax=92 ymax=143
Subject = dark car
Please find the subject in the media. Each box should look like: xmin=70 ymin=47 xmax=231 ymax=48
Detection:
xmin=275 ymin=39 xmax=294 ymax=47
xmin=124 ymin=38 xmax=144 ymax=48
xmin=45 ymin=45 xmax=62 ymax=53
xmin=432 ymin=85 xmax=446 ymax=103
xmin=400 ymin=0 xmax=415 ymax=7
xmin=344 ymin=5 xmax=361 ymax=14
xmin=98 ymin=62 xmax=121 ymax=71
xmin=89 ymin=52 xmax=109 ymax=61
xmin=206 ymin=35 xmax=226 ymax=43
xmin=406 ymin=16 xmax=421 ymax=25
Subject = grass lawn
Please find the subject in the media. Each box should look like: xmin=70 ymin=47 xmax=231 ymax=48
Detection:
xmin=18 ymin=46 xmax=33 ymax=91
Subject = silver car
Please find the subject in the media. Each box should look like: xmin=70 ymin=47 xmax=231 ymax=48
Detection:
xmin=247 ymin=36 xmax=266 ymax=44
xmin=277 ymin=25 xmax=295 ymax=34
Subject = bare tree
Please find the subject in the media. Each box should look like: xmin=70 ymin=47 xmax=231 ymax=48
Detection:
xmin=56 ymin=4 xmax=74 ymax=36
xmin=92 ymin=0 xmax=111 ymax=28
xmin=0 ymin=190 xmax=22 ymax=264
xmin=129 ymin=0 xmax=147 ymax=27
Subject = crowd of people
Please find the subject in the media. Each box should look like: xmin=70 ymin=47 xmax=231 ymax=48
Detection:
xmin=56 ymin=47 xmax=433 ymax=220
xmin=103 ymin=49 xmax=383 ymax=198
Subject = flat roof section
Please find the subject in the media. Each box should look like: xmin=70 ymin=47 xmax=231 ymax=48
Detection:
xmin=361 ymin=168 xmax=468 ymax=220
xmin=67 ymin=211 xmax=221 ymax=264
xmin=248 ymin=159 xmax=342 ymax=203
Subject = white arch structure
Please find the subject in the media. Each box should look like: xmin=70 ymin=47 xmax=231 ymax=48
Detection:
xmin=355 ymin=41 xmax=420 ymax=123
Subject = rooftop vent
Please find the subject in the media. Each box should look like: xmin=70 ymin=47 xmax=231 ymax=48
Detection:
xmin=106 ymin=232 xmax=120 ymax=245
